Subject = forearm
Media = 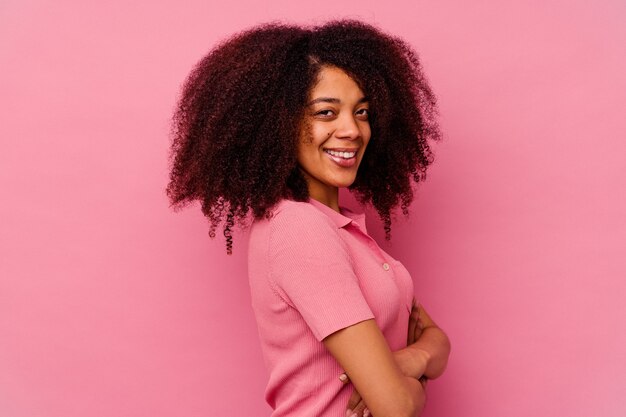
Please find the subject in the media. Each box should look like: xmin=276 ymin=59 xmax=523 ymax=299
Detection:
xmin=411 ymin=325 xmax=450 ymax=379
xmin=394 ymin=326 xmax=451 ymax=380
xmin=405 ymin=375 xmax=426 ymax=417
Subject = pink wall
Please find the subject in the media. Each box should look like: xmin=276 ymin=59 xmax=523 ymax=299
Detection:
xmin=1 ymin=1 xmax=625 ymax=416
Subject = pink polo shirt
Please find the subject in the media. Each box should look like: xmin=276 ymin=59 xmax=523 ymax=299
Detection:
xmin=248 ymin=197 xmax=415 ymax=417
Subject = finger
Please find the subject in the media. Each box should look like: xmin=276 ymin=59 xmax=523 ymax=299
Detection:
xmin=416 ymin=304 xmax=437 ymax=328
xmin=407 ymin=304 xmax=418 ymax=345
xmin=363 ymin=407 xmax=371 ymax=417
xmin=413 ymin=319 xmax=424 ymax=341
xmin=412 ymin=303 xmax=422 ymax=324
xmin=407 ymin=313 xmax=417 ymax=345
xmin=407 ymin=321 xmax=416 ymax=345
xmin=339 ymin=372 xmax=350 ymax=384
xmin=346 ymin=388 xmax=362 ymax=411
xmin=351 ymin=399 xmax=367 ymax=417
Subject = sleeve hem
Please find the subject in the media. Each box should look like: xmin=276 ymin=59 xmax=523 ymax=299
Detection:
xmin=315 ymin=314 xmax=376 ymax=342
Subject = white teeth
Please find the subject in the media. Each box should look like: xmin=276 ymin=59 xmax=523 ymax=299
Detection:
xmin=325 ymin=149 xmax=356 ymax=158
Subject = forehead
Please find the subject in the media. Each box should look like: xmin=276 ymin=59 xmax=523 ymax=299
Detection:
xmin=309 ymin=66 xmax=365 ymax=98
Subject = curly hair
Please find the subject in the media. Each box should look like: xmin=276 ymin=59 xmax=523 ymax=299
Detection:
xmin=166 ymin=19 xmax=441 ymax=254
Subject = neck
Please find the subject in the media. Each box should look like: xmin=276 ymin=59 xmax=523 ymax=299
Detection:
xmin=299 ymin=167 xmax=341 ymax=212
xmin=308 ymin=186 xmax=340 ymax=213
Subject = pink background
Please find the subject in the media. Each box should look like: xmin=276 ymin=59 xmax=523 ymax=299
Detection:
xmin=1 ymin=1 xmax=625 ymax=416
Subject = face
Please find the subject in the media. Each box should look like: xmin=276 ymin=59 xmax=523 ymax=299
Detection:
xmin=297 ymin=66 xmax=371 ymax=200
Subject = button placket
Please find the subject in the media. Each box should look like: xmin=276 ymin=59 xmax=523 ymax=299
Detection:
xmin=347 ymin=222 xmax=397 ymax=278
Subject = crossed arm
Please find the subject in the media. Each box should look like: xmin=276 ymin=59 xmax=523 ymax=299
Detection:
xmin=322 ymin=299 xmax=451 ymax=417
xmin=396 ymin=299 xmax=451 ymax=381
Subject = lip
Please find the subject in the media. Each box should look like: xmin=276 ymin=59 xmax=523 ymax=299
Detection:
xmin=323 ymin=147 xmax=360 ymax=152
xmin=325 ymin=151 xmax=357 ymax=167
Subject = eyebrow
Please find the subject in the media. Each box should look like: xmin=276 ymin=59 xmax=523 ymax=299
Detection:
xmin=307 ymin=96 xmax=369 ymax=106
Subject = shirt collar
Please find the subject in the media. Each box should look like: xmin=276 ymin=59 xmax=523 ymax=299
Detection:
xmin=307 ymin=197 xmax=367 ymax=230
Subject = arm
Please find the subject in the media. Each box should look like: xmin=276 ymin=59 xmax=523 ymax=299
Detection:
xmin=394 ymin=302 xmax=451 ymax=380
xmin=324 ymin=319 xmax=425 ymax=417
xmin=341 ymin=302 xmax=451 ymax=382
xmin=342 ymin=305 xmax=448 ymax=416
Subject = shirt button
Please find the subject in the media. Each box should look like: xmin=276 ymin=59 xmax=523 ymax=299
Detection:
xmin=382 ymin=262 xmax=390 ymax=271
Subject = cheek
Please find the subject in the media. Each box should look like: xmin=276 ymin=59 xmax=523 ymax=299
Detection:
xmin=309 ymin=125 xmax=330 ymax=147
xmin=296 ymin=137 xmax=322 ymax=167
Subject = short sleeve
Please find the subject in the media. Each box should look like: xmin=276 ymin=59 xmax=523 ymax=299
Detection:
xmin=268 ymin=204 xmax=375 ymax=341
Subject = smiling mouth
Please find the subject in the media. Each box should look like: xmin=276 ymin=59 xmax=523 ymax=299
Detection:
xmin=323 ymin=148 xmax=359 ymax=167
xmin=323 ymin=148 xmax=358 ymax=159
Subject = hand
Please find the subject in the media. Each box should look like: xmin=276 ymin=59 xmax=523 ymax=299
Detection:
xmin=397 ymin=298 xmax=430 ymax=379
xmin=340 ymin=366 xmax=429 ymax=417
xmin=340 ymin=371 xmax=371 ymax=417
xmin=345 ymin=387 xmax=371 ymax=417
xmin=407 ymin=297 xmax=425 ymax=346
xmin=339 ymin=299 xmax=434 ymax=416
xmin=344 ymin=377 xmax=427 ymax=417
xmin=405 ymin=300 xmax=450 ymax=380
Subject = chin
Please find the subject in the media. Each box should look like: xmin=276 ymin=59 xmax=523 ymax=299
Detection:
xmin=331 ymin=176 xmax=357 ymax=188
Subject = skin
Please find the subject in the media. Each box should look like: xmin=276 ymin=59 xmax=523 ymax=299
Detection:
xmin=297 ymin=65 xmax=451 ymax=417
xmin=344 ymin=300 xmax=451 ymax=417
xmin=297 ymin=65 xmax=370 ymax=213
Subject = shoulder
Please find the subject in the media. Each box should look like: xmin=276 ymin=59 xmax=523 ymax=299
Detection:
xmin=249 ymin=198 xmax=347 ymax=259
xmin=266 ymin=199 xmax=343 ymax=251
xmin=268 ymin=199 xmax=335 ymax=230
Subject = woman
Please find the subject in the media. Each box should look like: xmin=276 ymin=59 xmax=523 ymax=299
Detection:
xmin=166 ymin=20 xmax=450 ymax=417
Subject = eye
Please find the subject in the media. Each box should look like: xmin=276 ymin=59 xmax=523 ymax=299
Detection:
xmin=314 ymin=109 xmax=336 ymax=118
xmin=356 ymin=108 xmax=370 ymax=119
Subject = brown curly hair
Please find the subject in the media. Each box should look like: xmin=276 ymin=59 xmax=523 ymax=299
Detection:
xmin=166 ymin=19 xmax=441 ymax=254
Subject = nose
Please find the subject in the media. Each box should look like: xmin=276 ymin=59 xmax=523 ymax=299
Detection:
xmin=335 ymin=114 xmax=361 ymax=140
